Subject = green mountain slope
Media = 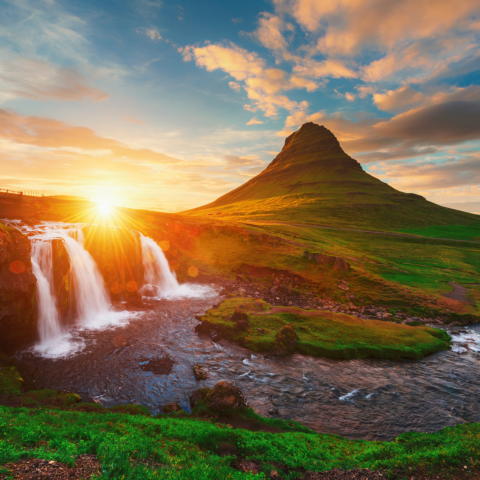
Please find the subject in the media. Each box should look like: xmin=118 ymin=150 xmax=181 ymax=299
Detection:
xmin=186 ymin=123 xmax=479 ymax=230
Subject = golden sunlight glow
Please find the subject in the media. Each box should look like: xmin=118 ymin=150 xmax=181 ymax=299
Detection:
xmin=95 ymin=199 xmax=113 ymax=216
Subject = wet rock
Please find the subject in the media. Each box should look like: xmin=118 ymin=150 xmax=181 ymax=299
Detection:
xmin=204 ymin=381 xmax=248 ymax=412
xmin=162 ymin=402 xmax=183 ymax=414
xmin=334 ymin=257 xmax=350 ymax=271
xmin=193 ymin=364 xmax=209 ymax=380
xmin=272 ymin=323 xmax=298 ymax=356
xmin=190 ymin=387 xmax=212 ymax=408
xmin=51 ymin=238 xmax=71 ymax=320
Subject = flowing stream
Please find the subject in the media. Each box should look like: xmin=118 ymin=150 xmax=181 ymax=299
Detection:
xmin=7 ymin=220 xmax=480 ymax=441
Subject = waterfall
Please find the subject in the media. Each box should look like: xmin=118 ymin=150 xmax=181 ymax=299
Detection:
xmin=138 ymin=233 xmax=215 ymax=299
xmin=139 ymin=233 xmax=179 ymax=295
xmin=54 ymin=228 xmax=113 ymax=328
xmin=31 ymin=241 xmax=63 ymax=345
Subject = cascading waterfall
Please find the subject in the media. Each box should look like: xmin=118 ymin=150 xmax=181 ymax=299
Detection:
xmin=31 ymin=241 xmax=63 ymax=345
xmin=139 ymin=233 xmax=179 ymax=295
xmin=138 ymin=233 xmax=215 ymax=299
xmin=54 ymin=228 xmax=113 ymax=327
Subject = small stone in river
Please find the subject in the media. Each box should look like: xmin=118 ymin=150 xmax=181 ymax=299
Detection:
xmin=193 ymin=364 xmax=209 ymax=381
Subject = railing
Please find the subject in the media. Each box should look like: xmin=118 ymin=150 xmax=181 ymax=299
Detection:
xmin=0 ymin=188 xmax=44 ymax=199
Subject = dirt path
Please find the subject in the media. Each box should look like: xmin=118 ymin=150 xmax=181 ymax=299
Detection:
xmin=244 ymin=221 xmax=480 ymax=245
xmin=442 ymin=282 xmax=473 ymax=303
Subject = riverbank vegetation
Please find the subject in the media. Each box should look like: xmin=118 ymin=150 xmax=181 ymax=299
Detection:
xmin=196 ymin=298 xmax=452 ymax=360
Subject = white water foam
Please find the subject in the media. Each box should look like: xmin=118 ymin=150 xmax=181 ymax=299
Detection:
xmin=450 ymin=328 xmax=480 ymax=354
xmin=339 ymin=388 xmax=362 ymax=402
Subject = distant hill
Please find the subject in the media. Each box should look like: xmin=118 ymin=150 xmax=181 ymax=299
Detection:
xmin=48 ymin=195 xmax=91 ymax=202
xmin=185 ymin=123 xmax=480 ymax=230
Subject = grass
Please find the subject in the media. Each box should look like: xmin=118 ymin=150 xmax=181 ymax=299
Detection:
xmin=2 ymin=404 xmax=480 ymax=479
xmin=197 ymin=298 xmax=452 ymax=360
xmin=400 ymin=224 xmax=480 ymax=242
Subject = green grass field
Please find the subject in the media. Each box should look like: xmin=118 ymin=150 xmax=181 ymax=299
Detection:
xmin=400 ymin=224 xmax=480 ymax=241
xmin=1 ymin=404 xmax=480 ymax=479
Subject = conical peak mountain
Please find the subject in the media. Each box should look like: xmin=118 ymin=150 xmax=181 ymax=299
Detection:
xmin=186 ymin=122 xmax=479 ymax=229
xmin=265 ymin=122 xmax=362 ymax=175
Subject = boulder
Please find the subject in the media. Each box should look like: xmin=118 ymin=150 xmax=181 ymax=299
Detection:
xmin=139 ymin=285 xmax=159 ymax=297
xmin=316 ymin=253 xmax=336 ymax=265
xmin=303 ymin=250 xmax=310 ymax=257
xmin=193 ymin=364 xmax=209 ymax=381
xmin=334 ymin=257 xmax=350 ymax=271
xmin=272 ymin=323 xmax=298 ymax=356
xmin=190 ymin=387 xmax=212 ymax=408
xmin=204 ymin=381 xmax=248 ymax=412
xmin=162 ymin=402 xmax=183 ymax=414
xmin=308 ymin=252 xmax=316 ymax=261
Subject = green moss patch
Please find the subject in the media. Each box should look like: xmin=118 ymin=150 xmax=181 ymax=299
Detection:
xmin=197 ymin=298 xmax=452 ymax=360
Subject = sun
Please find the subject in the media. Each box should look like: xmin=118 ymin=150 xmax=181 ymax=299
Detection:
xmin=95 ymin=199 xmax=113 ymax=216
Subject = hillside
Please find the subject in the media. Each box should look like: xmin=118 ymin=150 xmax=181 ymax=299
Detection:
xmin=186 ymin=123 xmax=479 ymax=230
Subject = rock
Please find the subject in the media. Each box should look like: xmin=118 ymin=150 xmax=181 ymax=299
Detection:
xmin=204 ymin=381 xmax=248 ymax=412
xmin=272 ymin=323 xmax=298 ymax=355
xmin=193 ymin=364 xmax=209 ymax=380
xmin=236 ymin=274 xmax=244 ymax=281
xmin=238 ymin=287 xmax=246 ymax=295
xmin=315 ymin=253 xmax=336 ymax=265
xmin=0 ymin=223 xmax=37 ymax=349
xmin=334 ymin=257 xmax=350 ymax=271
xmin=338 ymin=283 xmax=349 ymax=291
xmin=234 ymin=320 xmax=250 ymax=332
xmin=162 ymin=402 xmax=183 ymax=414
xmin=308 ymin=253 xmax=316 ymax=261
xmin=232 ymin=309 xmax=248 ymax=321
xmin=257 ymin=327 xmax=265 ymax=333
xmin=190 ymin=387 xmax=212 ymax=408
xmin=303 ymin=250 xmax=310 ymax=257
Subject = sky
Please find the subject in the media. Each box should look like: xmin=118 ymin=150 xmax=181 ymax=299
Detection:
xmin=1 ymin=0 xmax=480 ymax=213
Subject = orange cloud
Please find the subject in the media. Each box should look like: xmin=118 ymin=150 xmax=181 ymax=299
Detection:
xmin=0 ymin=108 xmax=178 ymax=165
xmin=122 ymin=115 xmax=147 ymax=125
xmin=275 ymin=0 xmax=480 ymax=55
xmin=247 ymin=117 xmax=264 ymax=125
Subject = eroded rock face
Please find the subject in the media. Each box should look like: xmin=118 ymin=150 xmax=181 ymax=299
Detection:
xmin=51 ymin=239 xmax=71 ymax=321
xmin=0 ymin=224 xmax=37 ymax=350
xmin=82 ymin=226 xmax=144 ymax=302
xmin=204 ymin=381 xmax=248 ymax=412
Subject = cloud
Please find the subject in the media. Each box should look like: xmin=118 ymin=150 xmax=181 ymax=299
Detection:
xmin=373 ymin=155 xmax=480 ymax=191
xmin=136 ymin=27 xmax=162 ymax=40
xmin=251 ymin=13 xmax=292 ymax=54
xmin=228 ymin=81 xmax=241 ymax=92
xmin=181 ymin=41 xmax=316 ymax=117
xmin=122 ymin=115 xmax=146 ymax=125
xmin=372 ymin=85 xmax=480 ymax=113
xmin=0 ymin=108 xmax=179 ymax=165
xmin=0 ymin=52 xmax=108 ymax=103
xmin=274 ymin=0 xmax=480 ymax=56
xmin=247 ymin=117 xmax=264 ymax=125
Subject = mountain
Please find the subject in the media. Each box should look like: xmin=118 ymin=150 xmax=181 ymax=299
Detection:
xmin=185 ymin=123 xmax=479 ymax=230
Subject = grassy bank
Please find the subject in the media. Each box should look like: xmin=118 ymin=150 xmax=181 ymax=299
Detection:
xmin=196 ymin=298 xmax=452 ymax=360
xmin=1 ymin=404 xmax=480 ymax=479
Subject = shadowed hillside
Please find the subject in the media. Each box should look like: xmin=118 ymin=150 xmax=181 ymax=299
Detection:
xmin=186 ymin=123 xmax=479 ymax=230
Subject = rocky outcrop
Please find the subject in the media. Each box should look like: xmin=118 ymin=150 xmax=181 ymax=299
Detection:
xmin=82 ymin=225 xmax=144 ymax=302
xmin=0 ymin=223 xmax=37 ymax=350
xmin=204 ymin=381 xmax=248 ymax=412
